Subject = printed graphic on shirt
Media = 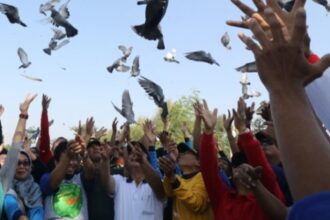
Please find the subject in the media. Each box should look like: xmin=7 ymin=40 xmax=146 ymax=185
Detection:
xmin=53 ymin=183 xmax=82 ymax=218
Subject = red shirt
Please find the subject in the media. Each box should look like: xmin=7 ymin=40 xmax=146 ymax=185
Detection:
xmin=39 ymin=110 xmax=53 ymax=164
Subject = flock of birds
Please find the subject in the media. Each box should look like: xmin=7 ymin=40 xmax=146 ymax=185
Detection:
xmin=1 ymin=0 xmax=329 ymax=126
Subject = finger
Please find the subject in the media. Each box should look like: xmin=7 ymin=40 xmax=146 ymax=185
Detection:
xmin=202 ymin=99 xmax=209 ymax=111
xmin=238 ymin=33 xmax=262 ymax=55
xmin=310 ymin=53 xmax=330 ymax=85
xmin=248 ymin=18 xmax=270 ymax=48
xmin=292 ymin=7 xmax=307 ymax=47
xmin=226 ymin=20 xmax=248 ymax=29
xmin=231 ymin=0 xmax=255 ymax=17
xmin=266 ymin=0 xmax=284 ymax=17
xmin=292 ymin=0 xmax=306 ymax=12
xmin=264 ymin=8 xmax=285 ymax=43
xmin=213 ymin=108 xmax=218 ymax=118
xmin=253 ymin=0 xmax=266 ymax=11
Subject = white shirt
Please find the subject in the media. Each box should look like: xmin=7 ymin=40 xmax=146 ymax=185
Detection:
xmin=113 ymin=174 xmax=164 ymax=220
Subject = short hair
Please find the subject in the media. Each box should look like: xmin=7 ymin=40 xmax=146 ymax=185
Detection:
xmin=53 ymin=139 xmax=68 ymax=162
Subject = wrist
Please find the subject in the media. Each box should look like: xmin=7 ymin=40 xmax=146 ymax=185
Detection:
xmin=204 ymin=129 xmax=214 ymax=135
xmin=239 ymin=127 xmax=249 ymax=135
xmin=19 ymin=113 xmax=28 ymax=119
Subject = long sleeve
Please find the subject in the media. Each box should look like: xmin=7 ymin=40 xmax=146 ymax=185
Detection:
xmin=148 ymin=147 xmax=163 ymax=178
xmin=39 ymin=111 xmax=52 ymax=164
xmin=238 ymin=131 xmax=285 ymax=202
xmin=200 ymin=133 xmax=228 ymax=212
xmin=0 ymin=119 xmax=3 ymax=145
xmin=4 ymin=194 xmax=23 ymax=220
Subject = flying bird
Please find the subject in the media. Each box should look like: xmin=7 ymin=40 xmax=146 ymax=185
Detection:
xmin=20 ymin=74 xmax=42 ymax=82
xmin=185 ymin=51 xmax=219 ymax=66
xmin=138 ymin=76 xmax=168 ymax=119
xmin=312 ymin=0 xmax=330 ymax=12
xmin=112 ymin=90 xmax=135 ymax=124
xmin=58 ymin=0 xmax=70 ymax=19
xmin=50 ymin=8 xmax=78 ymax=37
xmin=0 ymin=3 xmax=26 ymax=27
xmin=52 ymin=28 xmax=66 ymax=40
xmin=131 ymin=56 xmax=140 ymax=77
xmin=39 ymin=0 xmax=60 ymax=16
xmin=221 ymin=32 xmax=231 ymax=50
xmin=17 ymin=47 xmax=31 ymax=69
xmin=240 ymin=73 xmax=250 ymax=100
xmin=132 ymin=0 xmax=169 ymax=50
xmin=235 ymin=61 xmax=257 ymax=73
xmin=107 ymin=58 xmax=130 ymax=73
xmin=26 ymin=128 xmax=40 ymax=141
xmin=164 ymin=49 xmax=179 ymax=63
xmin=43 ymin=39 xmax=57 ymax=55
xmin=118 ymin=45 xmax=133 ymax=62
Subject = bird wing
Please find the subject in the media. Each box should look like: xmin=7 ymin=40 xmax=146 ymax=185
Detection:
xmin=20 ymin=74 xmax=42 ymax=82
xmin=118 ymin=45 xmax=127 ymax=53
xmin=54 ymin=39 xmax=70 ymax=50
xmin=116 ymin=64 xmax=130 ymax=72
xmin=185 ymin=51 xmax=207 ymax=61
xmin=112 ymin=102 xmax=124 ymax=117
xmin=59 ymin=0 xmax=70 ymax=19
xmin=122 ymin=90 xmax=135 ymax=123
xmin=132 ymin=56 xmax=139 ymax=69
xmin=17 ymin=48 xmax=29 ymax=65
xmin=138 ymin=76 xmax=164 ymax=107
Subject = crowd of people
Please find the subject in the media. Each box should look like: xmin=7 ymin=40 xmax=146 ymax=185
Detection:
xmin=1 ymin=0 xmax=330 ymax=219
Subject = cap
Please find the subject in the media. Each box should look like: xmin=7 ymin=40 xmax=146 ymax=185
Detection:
xmin=177 ymin=142 xmax=198 ymax=157
xmin=87 ymin=138 xmax=101 ymax=149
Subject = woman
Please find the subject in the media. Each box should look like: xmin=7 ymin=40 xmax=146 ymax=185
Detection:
xmin=4 ymin=150 xmax=43 ymax=220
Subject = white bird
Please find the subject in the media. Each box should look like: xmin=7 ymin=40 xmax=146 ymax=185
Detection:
xmin=118 ymin=45 xmax=133 ymax=62
xmin=250 ymin=91 xmax=261 ymax=98
xmin=164 ymin=49 xmax=179 ymax=63
xmin=17 ymin=48 xmax=31 ymax=69
xmin=131 ymin=56 xmax=140 ymax=77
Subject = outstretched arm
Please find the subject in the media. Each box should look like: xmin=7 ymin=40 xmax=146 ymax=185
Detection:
xmin=39 ymin=94 xmax=52 ymax=164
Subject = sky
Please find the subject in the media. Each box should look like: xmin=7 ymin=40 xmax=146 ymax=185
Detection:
xmin=0 ymin=0 xmax=329 ymax=143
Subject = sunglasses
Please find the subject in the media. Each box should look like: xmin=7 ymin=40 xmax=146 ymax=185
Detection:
xmin=17 ymin=160 xmax=30 ymax=167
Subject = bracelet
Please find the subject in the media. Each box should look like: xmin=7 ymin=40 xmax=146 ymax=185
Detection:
xmin=19 ymin=113 xmax=28 ymax=119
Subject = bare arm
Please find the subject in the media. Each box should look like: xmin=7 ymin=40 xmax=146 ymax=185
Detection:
xmin=192 ymin=102 xmax=202 ymax=152
xmin=49 ymin=151 xmax=70 ymax=190
xmin=99 ymin=145 xmax=116 ymax=195
xmin=110 ymin=118 xmax=118 ymax=146
xmin=223 ymin=110 xmax=239 ymax=153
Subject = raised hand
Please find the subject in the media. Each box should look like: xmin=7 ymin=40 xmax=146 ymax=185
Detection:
xmin=158 ymin=155 xmax=176 ymax=178
xmin=260 ymin=102 xmax=272 ymax=121
xmin=20 ymin=94 xmax=37 ymax=114
xmin=236 ymin=163 xmax=263 ymax=189
xmin=143 ymin=119 xmax=157 ymax=146
xmin=95 ymin=127 xmax=108 ymax=139
xmin=180 ymin=121 xmax=189 ymax=135
xmin=0 ymin=105 xmax=4 ymax=118
xmin=77 ymin=120 xmax=83 ymax=136
xmin=233 ymin=98 xmax=247 ymax=133
xmin=193 ymin=101 xmax=203 ymax=119
xmin=245 ymin=102 xmax=255 ymax=129
xmin=85 ymin=117 xmax=95 ymax=140
xmin=196 ymin=99 xmax=218 ymax=134
xmin=223 ymin=110 xmax=234 ymax=132
xmin=112 ymin=117 xmax=118 ymax=134
xmin=239 ymin=7 xmax=330 ymax=91
xmin=42 ymin=94 xmax=51 ymax=111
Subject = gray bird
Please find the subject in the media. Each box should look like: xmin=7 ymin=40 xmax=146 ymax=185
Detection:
xmin=39 ymin=0 xmax=59 ymax=16
xmin=131 ymin=56 xmax=140 ymax=77
xmin=0 ymin=3 xmax=26 ymax=27
xmin=112 ymin=90 xmax=135 ymax=124
xmin=26 ymin=127 xmax=40 ymax=141
xmin=50 ymin=8 xmax=78 ymax=37
xmin=138 ymin=76 xmax=168 ymax=120
xmin=58 ymin=0 xmax=70 ymax=19
xmin=312 ymin=0 xmax=330 ymax=12
xmin=54 ymin=39 xmax=70 ymax=50
xmin=49 ymin=119 xmax=54 ymax=127
xmin=132 ymin=0 xmax=169 ymax=50
xmin=118 ymin=45 xmax=133 ymax=62
xmin=43 ymin=38 xmax=57 ymax=55
xmin=52 ymin=28 xmax=66 ymax=40
xmin=185 ymin=51 xmax=219 ymax=66
xmin=20 ymin=74 xmax=42 ymax=82
xmin=107 ymin=58 xmax=130 ymax=73
xmin=221 ymin=32 xmax=231 ymax=50
xmin=235 ymin=61 xmax=257 ymax=73
xmin=164 ymin=49 xmax=179 ymax=63
xmin=17 ymin=47 xmax=31 ymax=69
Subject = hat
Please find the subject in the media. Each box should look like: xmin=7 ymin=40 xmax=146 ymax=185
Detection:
xmin=87 ymin=138 xmax=101 ymax=149
xmin=177 ymin=142 xmax=198 ymax=157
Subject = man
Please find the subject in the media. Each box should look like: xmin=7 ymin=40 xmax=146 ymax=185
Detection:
xmin=40 ymin=136 xmax=95 ymax=219
xmin=100 ymin=123 xmax=166 ymax=220
xmin=159 ymin=142 xmax=214 ymax=220
xmin=86 ymin=138 xmax=114 ymax=220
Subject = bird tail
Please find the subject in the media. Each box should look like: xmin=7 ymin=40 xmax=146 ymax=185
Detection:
xmin=161 ymin=102 xmax=168 ymax=120
xmin=43 ymin=48 xmax=52 ymax=55
xmin=19 ymin=21 xmax=27 ymax=27
xmin=107 ymin=66 xmax=114 ymax=73
xmin=137 ymin=0 xmax=148 ymax=5
xmin=174 ymin=60 xmax=180 ymax=64
xmin=65 ymin=25 xmax=78 ymax=38
xmin=132 ymin=24 xmax=162 ymax=40
xmin=157 ymin=37 xmax=165 ymax=50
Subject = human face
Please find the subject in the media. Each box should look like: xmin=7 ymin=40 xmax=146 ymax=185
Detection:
xmin=87 ymin=144 xmax=102 ymax=162
xmin=58 ymin=153 xmax=79 ymax=176
xmin=15 ymin=154 xmax=30 ymax=181
xmin=178 ymin=151 xmax=199 ymax=169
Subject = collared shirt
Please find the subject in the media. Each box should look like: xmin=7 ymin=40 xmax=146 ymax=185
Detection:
xmin=113 ymin=174 xmax=164 ymax=220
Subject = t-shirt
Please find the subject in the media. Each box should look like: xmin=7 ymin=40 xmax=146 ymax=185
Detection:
xmin=113 ymin=174 xmax=164 ymax=220
xmin=41 ymin=173 xmax=89 ymax=220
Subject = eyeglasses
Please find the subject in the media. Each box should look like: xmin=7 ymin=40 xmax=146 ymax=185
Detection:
xmin=17 ymin=160 xmax=30 ymax=167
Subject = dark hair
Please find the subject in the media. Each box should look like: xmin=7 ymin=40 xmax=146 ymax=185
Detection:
xmin=87 ymin=138 xmax=101 ymax=149
xmin=231 ymin=152 xmax=248 ymax=168
xmin=0 ymin=147 xmax=8 ymax=155
xmin=128 ymin=141 xmax=150 ymax=162
xmin=53 ymin=139 xmax=68 ymax=162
